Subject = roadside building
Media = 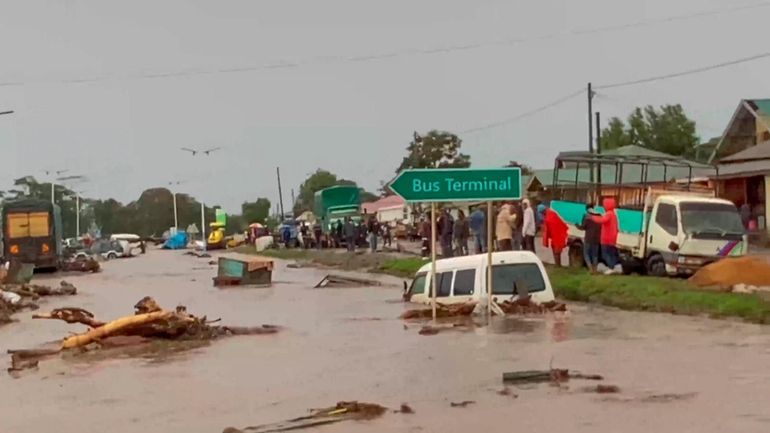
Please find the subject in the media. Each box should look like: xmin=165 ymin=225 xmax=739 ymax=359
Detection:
xmin=711 ymin=141 xmax=770 ymax=231
xmin=707 ymin=99 xmax=770 ymax=232
xmin=709 ymin=99 xmax=770 ymax=162
xmin=362 ymin=195 xmax=412 ymax=225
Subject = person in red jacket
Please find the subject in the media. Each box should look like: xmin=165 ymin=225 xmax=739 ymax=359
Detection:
xmin=542 ymin=206 xmax=568 ymax=266
xmin=591 ymin=197 xmax=620 ymax=273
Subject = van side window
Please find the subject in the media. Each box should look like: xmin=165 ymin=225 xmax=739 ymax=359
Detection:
xmin=437 ymin=272 xmax=453 ymax=297
xmin=656 ymin=203 xmax=678 ymax=235
xmin=453 ymin=269 xmax=475 ymax=296
xmin=410 ymin=274 xmax=426 ymax=295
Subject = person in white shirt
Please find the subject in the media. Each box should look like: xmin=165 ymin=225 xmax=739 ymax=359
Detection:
xmin=521 ymin=199 xmax=537 ymax=252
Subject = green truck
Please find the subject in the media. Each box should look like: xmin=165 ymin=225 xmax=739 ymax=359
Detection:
xmin=314 ymin=185 xmax=361 ymax=233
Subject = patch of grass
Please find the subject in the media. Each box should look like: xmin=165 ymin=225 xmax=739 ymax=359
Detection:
xmin=548 ymin=266 xmax=770 ymax=324
xmin=374 ymin=258 xmax=426 ymax=278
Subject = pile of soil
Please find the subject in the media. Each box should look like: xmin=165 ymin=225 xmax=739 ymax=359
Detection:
xmin=689 ymin=256 xmax=770 ymax=289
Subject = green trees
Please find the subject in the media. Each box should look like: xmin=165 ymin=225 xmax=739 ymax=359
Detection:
xmin=396 ymin=130 xmax=471 ymax=172
xmin=241 ymin=198 xmax=271 ymax=224
xmin=600 ymin=104 xmax=699 ymax=157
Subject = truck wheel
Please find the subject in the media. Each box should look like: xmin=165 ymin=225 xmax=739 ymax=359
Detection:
xmin=567 ymin=242 xmax=584 ymax=268
xmin=646 ymin=254 xmax=666 ymax=277
xmin=107 ymin=252 xmax=117 ymax=260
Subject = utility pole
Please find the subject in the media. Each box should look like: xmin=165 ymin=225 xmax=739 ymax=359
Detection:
xmin=595 ymin=111 xmax=602 ymax=200
xmin=291 ymin=188 xmax=295 ymax=208
xmin=587 ymin=82 xmax=595 ymax=185
xmin=276 ymin=167 xmax=285 ymax=219
xmin=73 ymin=190 xmax=88 ymax=238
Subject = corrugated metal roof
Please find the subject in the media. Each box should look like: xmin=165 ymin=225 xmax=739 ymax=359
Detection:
xmin=714 ymin=159 xmax=770 ymax=178
xmin=719 ymin=139 xmax=770 ymax=162
xmin=601 ymin=144 xmax=674 ymax=158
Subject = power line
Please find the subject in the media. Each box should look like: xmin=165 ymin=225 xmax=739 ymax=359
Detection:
xmin=596 ymin=51 xmax=770 ymax=89
xmin=462 ymin=49 xmax=770 ymax=134
xmin=0 ymin=2 xmax=767 ymax=88
xmin=461 ymin=89 xmax=584 ymax=134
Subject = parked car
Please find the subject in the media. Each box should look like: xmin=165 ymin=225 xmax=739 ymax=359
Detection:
xmin=90 ymin=239 xmax=125 ymax=260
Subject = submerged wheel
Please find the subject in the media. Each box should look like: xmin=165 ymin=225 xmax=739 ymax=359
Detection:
xmin=568 ymin=241 xmax=584 ymax=268
xmin=646 ymin=254 xmax=666 ymax=277
xmin=107 ymin=252 xmax=118 ymax=260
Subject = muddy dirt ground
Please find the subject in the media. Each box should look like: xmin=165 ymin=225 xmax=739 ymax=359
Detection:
xmin=2 ymin=249 xmax=770 ymax=432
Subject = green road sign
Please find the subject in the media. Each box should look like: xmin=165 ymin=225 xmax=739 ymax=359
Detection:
xmin=389 ymin=168 xmax=522 ymax=202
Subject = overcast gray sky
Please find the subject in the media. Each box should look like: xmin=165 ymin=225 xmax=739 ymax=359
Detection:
xmin=1 ymin=0 xmax=769 ymax=212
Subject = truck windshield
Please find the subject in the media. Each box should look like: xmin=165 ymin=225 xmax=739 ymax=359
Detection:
xmin=680 ymin=202 xmax=744 ymax=237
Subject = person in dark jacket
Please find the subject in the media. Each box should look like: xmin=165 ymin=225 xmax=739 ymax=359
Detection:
xmin=578 ymin=203 xmax=602 ymax=273
xmin=335 ymin=220 xmax=344 ymax=248
xmin=343 ymin=217 xmax=357 ymax=252
xmin=438 ymin=208 xmax=454 ymax=258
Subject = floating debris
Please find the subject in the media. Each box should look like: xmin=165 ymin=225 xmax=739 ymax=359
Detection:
xmin=61 ymin=257 xmax=101 ymax=273
xmin=502 ymin=369 xmax=603 ymax=385
xmin=0 ymin=281 xmax=78 ymax=327
xmin=497 ymin=298 xmax=567 ymax=315
xmin=450 ymin=400 xmax=476 ymax=408
xmin=587 ymin=384 xmax=621 ymax=394
xmin=314 ymin=274 xmax=382 ymax=288
xmin=397 ymin=403 xmax=415 ymax=414
xmin=8 ymin=296 xmax=279 ymax=373
xmin=400 ymin=302 xmax=476 ymax=320
xmin=223 ymin=401 xmax=388 ymax=433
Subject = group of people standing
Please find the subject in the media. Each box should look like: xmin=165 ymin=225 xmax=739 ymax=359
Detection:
xmin=418 ymin=199 xmax=554 ymax=259
xmin=323 ymin=216 xmax=393 ymax=252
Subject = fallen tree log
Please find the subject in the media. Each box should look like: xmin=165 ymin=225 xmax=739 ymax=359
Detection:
xmin=9 ymin=296 xmax=281 ymax=373
xmin=61 ymin=311 xmax=180 ymax=349
xmin=33 ymin=307 xmax=106 ymax=328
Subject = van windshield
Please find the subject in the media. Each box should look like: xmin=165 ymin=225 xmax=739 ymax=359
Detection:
xmin=410 ymin=273 xmax=427 ymax=295
xmin=680 ymin=202 xmax=744 ymax=237
xmin=490 ymin=263 xmax=546 ymax=295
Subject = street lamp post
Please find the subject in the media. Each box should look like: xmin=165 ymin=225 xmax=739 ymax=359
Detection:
xmin=180 ymin=147 xmax=221 ymax=251
xmin=56 ymin=175 xmax=87 ymax=237
xmin=46 ymin=169 xmax=69 ymax=204
xmin=168 ymin=181 xmax=186 ymax=231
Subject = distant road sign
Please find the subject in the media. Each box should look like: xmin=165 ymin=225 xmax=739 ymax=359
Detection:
xmin=389 ymin=168 xmax=522 ymax=202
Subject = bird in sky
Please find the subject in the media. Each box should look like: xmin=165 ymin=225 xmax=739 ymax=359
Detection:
xmin=181 ymin=147 xmax=221 ymax=156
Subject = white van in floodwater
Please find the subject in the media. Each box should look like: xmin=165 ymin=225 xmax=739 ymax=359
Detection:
xmin=406 ymin=251 xmax=555 ymax=305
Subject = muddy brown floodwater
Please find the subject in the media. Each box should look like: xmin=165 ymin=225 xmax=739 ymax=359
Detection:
xmin=2 ymin=250 xmax=770 ymax=432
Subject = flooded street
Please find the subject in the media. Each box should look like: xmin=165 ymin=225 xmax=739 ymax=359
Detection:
xmin=2 ymin=250 xmax=770 ymax=432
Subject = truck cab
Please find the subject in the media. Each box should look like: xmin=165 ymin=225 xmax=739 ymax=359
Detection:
xmin=644 ymin=195 xmax=746 ymax=275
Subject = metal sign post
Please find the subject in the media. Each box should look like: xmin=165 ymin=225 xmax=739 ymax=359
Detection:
xmin=430 ymin=202 xmax=438 ymax=321
xmin=487 ymin=201 xmax=493 ymax=318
